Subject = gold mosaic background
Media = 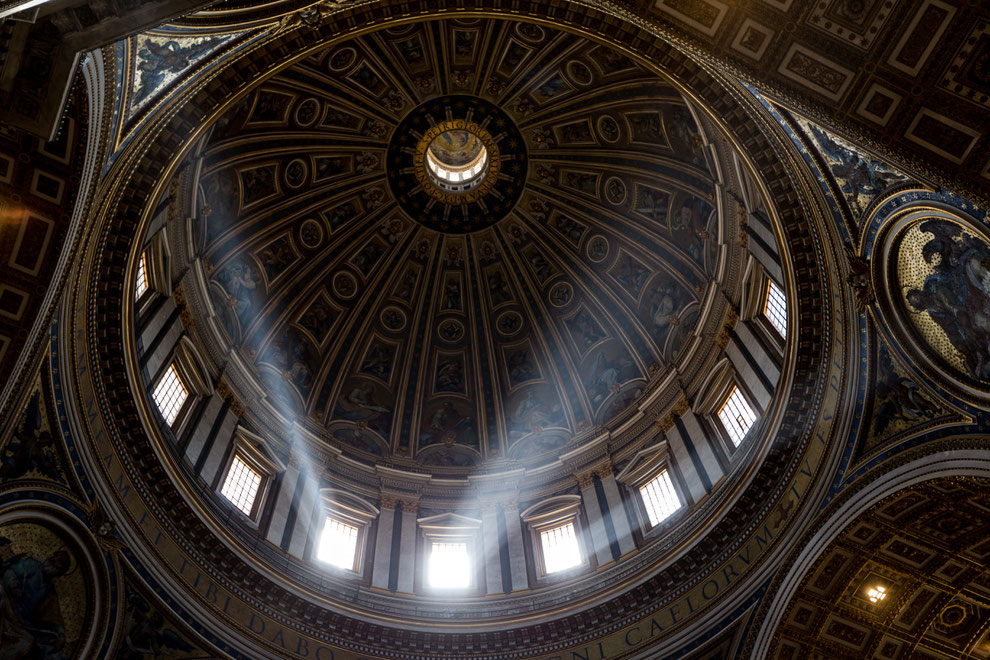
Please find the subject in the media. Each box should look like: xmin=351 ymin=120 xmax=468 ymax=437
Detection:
xmin=896 ymin=219 xmax=980 ymax=380
xmin=0 ymin=520 xmax=89 ymax=654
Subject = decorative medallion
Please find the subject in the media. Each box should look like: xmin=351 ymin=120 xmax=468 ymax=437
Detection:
xmin=332 ymin=271 xmax=357 ymax=299
xmin=0 ymin=512 xmax=101 ymax=659
xmin=284 ymin=158 xmax=308 ymax=189
xmin=604 ymin=176 xmax=626 ymax=205
xmin=438 ymin=319 xmax=465 ymax=343
xmin=294 ymin=98 xmax=320 ymax=127
xmin=587 ymin=235 xmax=610 ymax=262
xmin=549 ymin=282 xmax=574 ymax=307
xmin=299 ymin=218 xmax=324 ymax=249
xmin=381 ymin=305 xmax=407 ymax=332
xmin=566 ymin=60 xmax=594 ymax=86
xmin=496 ymin=310 xmax=524 ymax=336
xmin=327 ymin=47 xmax=356 ymax=72
xmin=386 ymin=95 xmax=527 ymax=234
xmin=515 ymin=22 xmax=545 ymax=42
xmin=598 ymin=115 xmax=621 ymax=143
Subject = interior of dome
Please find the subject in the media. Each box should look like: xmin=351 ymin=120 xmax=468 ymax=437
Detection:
xmin=2 ymin=1 xmax=989 ymax=659
xmin=179 ymin=19 xmax=749 ymax=476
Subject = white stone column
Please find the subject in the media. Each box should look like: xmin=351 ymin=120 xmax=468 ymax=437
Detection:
xmin=481 ymin=502 xmax=504 ymax=594
xmin=665 ymin=422 xmax=710 ymax=503
xmin=265 ymin=454 xmax=302 ymax=545
xmin=727 ymin=320 xmax=779 ymax=409
xmin=396 ymin=500 xmax=419 ymax=593
xmin=198 ymin=408 xmax=237 ymax=485
xmin=370 ymin=495 xmax=397 ymax=590
xmin=183 ymin=394 xmax=222 ymax=465
xmin=680 ymin=410 xmax=725 ymax=486
xmin=578 ymin=472 xmax=614 ymax=566
xmin=598 ymin=471 xmax=636 ymax=556
xmin=502 ymin=501 xmax=529 ymax=592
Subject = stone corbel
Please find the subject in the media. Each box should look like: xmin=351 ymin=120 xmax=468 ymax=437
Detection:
xmin=845 ymin=246 xmax=873 ymax=310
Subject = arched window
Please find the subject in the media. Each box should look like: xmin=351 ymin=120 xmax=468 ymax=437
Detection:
xmin=314 ymin=490 xmax=379 ymax=574
xmin=717 ymin=385 xmax=757 ymax=447
xmin=521 ymin=496 xmax=587 ymax=578
xmin=216 ymin=430 xmax=281 ymax=522
xmin=417 ymin=513 xmax=482 ymax=591
xmin=617 ymin=443 xmax=685 ymax=535
xmin=764 ymin=279 xmax=787 ymax=337
xmin=135 ymin=252 xmax=149 ymax=299
xmin=152 ymin=363 xmax=188 ymax=426
xmin=640 ymin=471 xmax=681 ymax=526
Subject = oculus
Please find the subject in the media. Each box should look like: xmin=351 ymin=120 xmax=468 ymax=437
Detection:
xmin=425 ymin=127 xmax=490 ymax=192
xmin=387 ymin=96 xmax=526 ymax=234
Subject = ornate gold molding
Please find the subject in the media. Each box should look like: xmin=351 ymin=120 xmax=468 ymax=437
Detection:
xmin=717 ymin=306 xmax=739 ymax=349
xmin=412 ymin=119 xmax=501 ymax=205
xmin=845 ymin=247 xmax=873 ymax=310
xmin=216 ymin=377 xmax=245 ymax=417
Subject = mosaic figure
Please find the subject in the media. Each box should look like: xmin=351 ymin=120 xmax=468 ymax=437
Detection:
xmin=0 ymin=526 xmax=82 ymax=660
xmin=1 ymin=390 xmax=60 ymax=482
xmin=134 ymin=37 xmax=226 ymax=106
xmin=904 ymin=219 xmax=990 ymax=381
xmin=116 ymin=581 xmax=196 ymax=659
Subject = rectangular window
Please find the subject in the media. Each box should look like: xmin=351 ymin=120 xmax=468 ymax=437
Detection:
xmin=764 ymin=280 xmax=787 ymax=336
xmin=640 ymin=471 xmax=681 ymax=526
xmin=317 ymin=517 xmax=359 ymax=570
xmin=220 ymin=455 xmax=262 ymax=516
xmin=540 ymin=522 xmax=582 ymax=574
xmin=153 ymin=364 xmax=188 ymax=426
xmin=135 ymin=253 xmax=149 ymax=300
xmin=428 ymin=541 xmax=470 ymax=588
xmin=718 ymin=386 xmax=756 ymax=446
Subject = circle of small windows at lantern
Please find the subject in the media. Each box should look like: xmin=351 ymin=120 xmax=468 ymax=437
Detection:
xmin=414 ymin=120 xmax=500 ymax=204
xmin=425 ymin=129 xmax=489 ymax=192
xmin=386 ymin=95 xmax=527 ymax=234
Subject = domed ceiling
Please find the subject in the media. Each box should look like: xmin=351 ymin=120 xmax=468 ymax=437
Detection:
xmin=191 ymin=17 xmax=728 ymax=470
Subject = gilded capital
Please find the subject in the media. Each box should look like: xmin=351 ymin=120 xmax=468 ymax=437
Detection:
xmin=576 ymin=471 xmax=595 ymax=489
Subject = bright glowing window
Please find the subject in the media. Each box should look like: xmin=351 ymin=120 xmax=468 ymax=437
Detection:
xmin=153 ymin=364 xmax=188 ymax=426
xmin=540 ymin=522 xmax=582 ymax=574
xmin=135 ymin=253 xmax=148 ymax=300
xmin=764 ymin=280 xmax=787 ymax=336
xmin=220 ymin=455 xmax=262 ymax=516
xmin=317 ymin=517 xmax=359 ymax=570
xmin=718 ymin=386 xmax=756 ymax=446
xmin=640 ymin=471 xmax=680 ymax=526
xmin=428 ymin=541 xmax=470 ymax=588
